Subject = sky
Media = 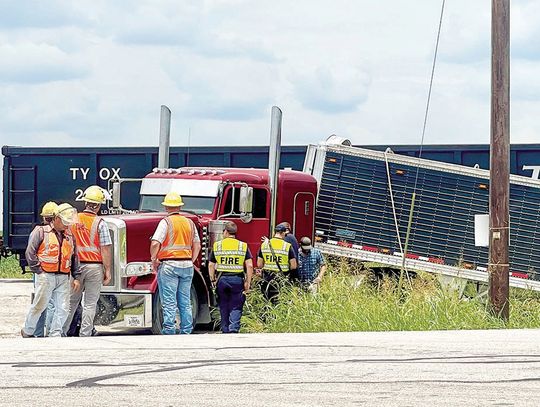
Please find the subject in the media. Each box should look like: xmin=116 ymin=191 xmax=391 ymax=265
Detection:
xmin=1 ymin=0 xmax=539 ymax=151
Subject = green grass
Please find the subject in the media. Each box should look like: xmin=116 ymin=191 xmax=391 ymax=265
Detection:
xmin=241 ymin=258 xmax=540 ymax=333
xmin=0 ymin=255 xmax=30 ymax=279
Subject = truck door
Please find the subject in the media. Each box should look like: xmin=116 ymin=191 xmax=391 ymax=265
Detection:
xmin=219 ymin=185 xmax=269 ymax=258
xmin=293 ymin=192 xmax=315 ymax=242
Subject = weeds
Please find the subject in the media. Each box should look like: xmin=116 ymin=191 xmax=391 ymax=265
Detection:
xmin=0 ymin=255 xmax=29 ymax=279
xmin=241 ymin=260 xmax=540 ymax=333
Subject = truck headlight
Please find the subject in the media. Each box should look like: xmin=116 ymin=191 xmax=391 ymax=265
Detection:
xmin=123 ymin=262 xmax=153 ymax=277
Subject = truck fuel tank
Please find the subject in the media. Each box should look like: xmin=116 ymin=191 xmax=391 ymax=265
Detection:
xmin=208 ymin=220 xmax=228 ymax=249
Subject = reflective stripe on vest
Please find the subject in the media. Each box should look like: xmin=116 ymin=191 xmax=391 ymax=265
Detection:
xmin=213 ymin=237 xmax=247 ymax=273
xmin=260 ymin=238 xmax=291 ymax=272
xmin=158 ymin=214 xmax=193 ymax=260
xmin=71 ymin=212 xmax=102 ymax=262
xmin=37 ymin=225 xmax=74 ymax=273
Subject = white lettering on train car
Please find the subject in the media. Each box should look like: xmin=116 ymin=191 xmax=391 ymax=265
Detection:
xmin=70 ymin=167 xmax=90 ymax=180
xmin=69 ymin=167 xmax=121 ymax=201
xmin=523 ymin=165 xmax=540 ymax=180
xmin=69 ymin=167 xmax=121 ymax=181
xmin=99 ymin=168 xmax=121 ymax=180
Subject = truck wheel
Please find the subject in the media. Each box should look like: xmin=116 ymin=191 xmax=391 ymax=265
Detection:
xmin=151 ymin=284 xmax=199 ymax=335
xmin=94 ymin=295 xmax=119 ymax=326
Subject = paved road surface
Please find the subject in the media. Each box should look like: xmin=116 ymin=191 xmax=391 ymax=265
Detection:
xmin=2 ymin=280 xmax=540 ymax=406
xmin=2 ymin=330 xmax=540 ymax=406
xmin=0 ymin=279 xmax=33 ymax=337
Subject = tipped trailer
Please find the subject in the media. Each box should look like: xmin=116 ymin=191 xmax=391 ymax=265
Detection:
xmin=304 ymin=140 xmax=540 ymax=292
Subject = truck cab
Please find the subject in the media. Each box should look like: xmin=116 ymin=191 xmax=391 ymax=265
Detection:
xmin=98 ymin=167 xmax=317 ymax=333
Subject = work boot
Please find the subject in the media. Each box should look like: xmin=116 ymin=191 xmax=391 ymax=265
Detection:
xmin=20 ymin=328 xmax=34 ymax=338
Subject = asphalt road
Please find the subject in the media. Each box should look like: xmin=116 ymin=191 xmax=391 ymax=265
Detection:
xmin=2 ymin=280 xmax=540 ymax=406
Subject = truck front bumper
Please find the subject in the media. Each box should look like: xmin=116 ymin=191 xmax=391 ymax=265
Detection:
xmin=95 ymin=293 xmax=153 ymax=329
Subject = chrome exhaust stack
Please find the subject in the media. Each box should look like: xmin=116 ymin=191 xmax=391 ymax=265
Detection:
xmin=268 ymin=106 xmax=282 ymax=236
xmin=158 ymin=105 xmax=171 ymax=169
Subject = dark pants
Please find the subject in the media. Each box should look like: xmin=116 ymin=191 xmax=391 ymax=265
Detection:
xmin=260 ymin=271 xmax=290 ymax=303
xmin=217 ymin=274 xmax=245 ymax=333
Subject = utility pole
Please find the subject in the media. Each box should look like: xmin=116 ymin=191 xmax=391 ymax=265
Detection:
xmin=489 ymin=0 xmax=510 ymax=320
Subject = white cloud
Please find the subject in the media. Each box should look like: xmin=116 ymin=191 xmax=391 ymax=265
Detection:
xmin=0 ymin=42 xmax=88 ymax=83
xmin=0 ymin=0 xmax=89 ymax=29
xmin=291 ymin=65 xmax=371 ymax=113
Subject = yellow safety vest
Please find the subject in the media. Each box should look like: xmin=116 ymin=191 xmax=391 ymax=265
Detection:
xmin=260 ymin=238 xmax=291 ymax=273
xmin=213 ymin=237 xmax=247 ymax=273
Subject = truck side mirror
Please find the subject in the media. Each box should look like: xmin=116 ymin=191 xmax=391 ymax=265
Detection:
xmin=239 ymin=186 xmax=253 ymax=222
xmin=112 ymin=180 xmax=121 ymax=209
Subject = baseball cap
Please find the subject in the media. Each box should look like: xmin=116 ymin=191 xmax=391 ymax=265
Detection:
xmin=274 ymin=224 xmax=287 ymax=232
xmin=300 ymin=237 xmax=312 ymax=250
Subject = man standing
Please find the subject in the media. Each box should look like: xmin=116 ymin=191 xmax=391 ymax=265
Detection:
xmin=150 ymin=191 xmax=201 ymax=335
xmin=257 ymin=224 xmax=297 ymax=301
xmin=208 ymin=222 xmax=253 ymax=333
xmin=277 ymin=222 xmax=299 ymax=259
xmin=297 ymin=237 xmax=326 ymax=293
xmin=64 ymin=185 xmax=112 ymax=337
xmin=21 ymin=203 xmax=80 ymax=337
xmin=34 ymin=201 xmax=58 ymax=337
xmin=276 ymin=222 xmax=299 ymax=281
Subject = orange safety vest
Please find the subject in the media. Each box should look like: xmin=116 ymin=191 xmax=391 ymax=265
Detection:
xmin=157 ymin=214 xmax=194 ymax=261
xmin=36 ymin=225 xmax=74 ymax=273
xmin=71 ymin=212 xmax=103 ymax=263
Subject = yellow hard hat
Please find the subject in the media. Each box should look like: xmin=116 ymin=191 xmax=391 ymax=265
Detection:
xmin=56 ymin=203 xmax=78 ymax=226
xmin=82 ymin=185 xmax=106 ymax=204
xmin=40 ymin=201 xmax=58 ymax=217
xmin=161 ymin=191 xmax=184 ymax=207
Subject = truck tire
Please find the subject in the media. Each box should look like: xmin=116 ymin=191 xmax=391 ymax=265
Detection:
xmin=151 ymin=284 xmax=199 ymax=335
xmin=94 ymin=295 xmax=119 ymax=326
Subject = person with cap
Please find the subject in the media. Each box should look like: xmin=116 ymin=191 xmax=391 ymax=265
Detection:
xmin=257 ymin=223 xmax=297 ymax=301
xmin=63 ymin=185 xmax=112 ymax=337
xmin=150 ymin=191 xmax=201 ymax=335
xmin=208 ymin=221 xmax=253 ymax=333
xmin=276 ymin=221 xmax=299 ymax=281
xmin=33 ymin=202 xmax=59 ymax=337
xmin=21 ymin=203 xmax=81 ymax=337
xmin=297 ymin=237 xmax=326 ymax=294
xmin=277 ymin=221 xmax=299 ymax=259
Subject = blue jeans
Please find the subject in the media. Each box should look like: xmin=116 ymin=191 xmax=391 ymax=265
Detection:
xmin=23 ymin=273 xmax=70 ymax=337
xmin=157 ymin=262 xmax=194 ymax=335
xmin=217 ymin=274 xmax=245 ymax=333
xmin=34 ymin=300 xmax=55 ymax=337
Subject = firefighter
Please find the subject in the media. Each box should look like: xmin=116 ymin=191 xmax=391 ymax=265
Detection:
xmin=257 ymin=224 xmax=297 ymax=301
xmin=150 ymin=191 xmax=201 ymax=335
xmin=21 ymin=203 xmax=81 ymax=337
xmin=63 ymin=185 xmax=112 ymax=337
xmin=276 ymin=221 xmax=299 ymax=281
xmin=208 ymin=222 xmax=253 ymax=333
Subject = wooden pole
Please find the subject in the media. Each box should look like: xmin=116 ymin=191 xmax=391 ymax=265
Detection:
xmin=489 ymin=0 xmax=510 ymax=320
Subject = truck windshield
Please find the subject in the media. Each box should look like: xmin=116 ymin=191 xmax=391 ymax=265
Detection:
xmin=140 ymin=195 xmax=215 ymax=215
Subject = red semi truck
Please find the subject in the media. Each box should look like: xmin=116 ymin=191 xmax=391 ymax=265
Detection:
xmin=99 ymin=167 xmax=317 ymax=333
xmin=95 ymin=107 xmax=318 ymax=333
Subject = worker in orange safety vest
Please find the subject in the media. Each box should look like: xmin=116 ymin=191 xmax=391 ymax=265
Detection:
xmin=63 ymin=185 xmax=112 ymax=337
xmin=21 ymin=203 xmax=81 ymax=337
xmin=150 ymin=191 xmax=201 ymax=335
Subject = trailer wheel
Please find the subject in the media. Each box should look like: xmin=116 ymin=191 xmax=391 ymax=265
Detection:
xmin=151 ymin=284 xmax=199 ymax=335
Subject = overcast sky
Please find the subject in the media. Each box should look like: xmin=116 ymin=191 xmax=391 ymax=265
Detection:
xmin=0 ymin=0 xmax=539 ymax=150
